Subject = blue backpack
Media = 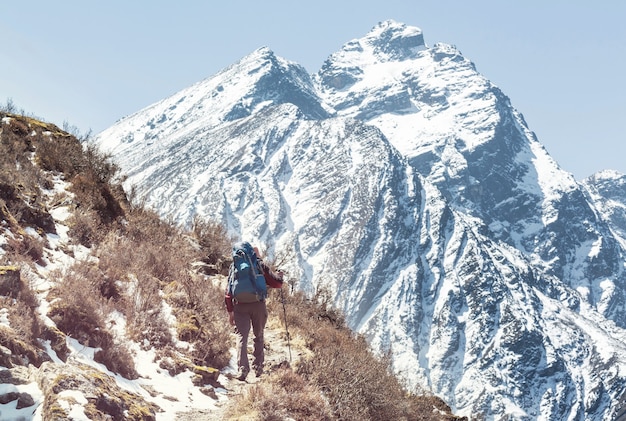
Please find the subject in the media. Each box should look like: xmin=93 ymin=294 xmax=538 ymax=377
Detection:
xmin=227 ymin=242 xmax=267 ymax=303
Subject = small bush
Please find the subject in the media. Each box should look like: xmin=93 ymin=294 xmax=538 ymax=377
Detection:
xmin=225 ymin=367 xmax=333 ymax=420
xmin=4 ymin=233 xmax=46 ymax=265
xmin=121 ymin=207 xmax=196 ymax=282
xmin=48 ymin=295 xmax=105 ymax=348
xmin=69 ymin=173 xmax=125 ymax=226
xmin=94 ymin=336 xmax=139 ymax=380
xmin=47 ymin=261 xmax=138 ymax=378
xmin=123 ymin=273 xmax=172 ymax=348
xmin=0 ymin=277 xmax=48 ymax=367
xmin=167 ymin=273 xmax=232 ymax=369
xmin=10 ymin=282 xmax=44 ymax=342
xmin=192 ymin=216 xmax=232 ymax=267
xmin=298 ymin=328 xmax=405 ymax=420
xmin=67 ymin=207 xmax=103 ymax=247
xmin=35 ymin=135 xmax=84 ymax=176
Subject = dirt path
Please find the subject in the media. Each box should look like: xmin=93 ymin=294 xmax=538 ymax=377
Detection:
xmin=176 ymin=321 xmax=300 ymax=420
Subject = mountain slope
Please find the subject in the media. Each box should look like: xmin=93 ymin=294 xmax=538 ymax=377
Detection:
xmin=95 ymin=20 xmax=626 ymax=420
xmin=582 ymin=170 xmax=626 ymax=246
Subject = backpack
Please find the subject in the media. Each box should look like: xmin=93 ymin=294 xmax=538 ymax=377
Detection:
xmin=227 ymin=242 xmax=267 ymax=303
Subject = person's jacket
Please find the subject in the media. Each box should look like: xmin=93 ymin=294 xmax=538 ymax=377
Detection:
xmin=224 ymin=259 xmax=283 ymax=312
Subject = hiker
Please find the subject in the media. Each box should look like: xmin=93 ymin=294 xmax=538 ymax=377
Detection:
xmin=225 ymin=242 xmax=284 ymax=381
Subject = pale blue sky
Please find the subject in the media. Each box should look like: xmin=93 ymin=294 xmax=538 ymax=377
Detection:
xmin=1 ymin=1 xmax=624 ymax=180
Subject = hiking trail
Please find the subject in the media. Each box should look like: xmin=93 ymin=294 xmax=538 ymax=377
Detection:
xmin=175 ymin=318 xmax=302 ymax=420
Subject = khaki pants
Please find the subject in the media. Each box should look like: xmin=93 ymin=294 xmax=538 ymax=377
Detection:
xmin=233 ymin=300 xmax=268 ymax=371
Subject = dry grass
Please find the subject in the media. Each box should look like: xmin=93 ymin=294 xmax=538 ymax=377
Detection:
xmin=167 ymin=271 xmax=233 ymax=368
xmin=0 ymin=115 xmax=56 ymax=239
xmin=264 ymin=289 xmax=463 ymax=421
xmin=0 ymin=276 xmax=48 ymax=368
xmin=91 ymin=207 xmax=233 ymax=368
xmin=192 ymin=216 xmax=233 ymax=270
xmin=224 ymin=367 xmax=334 ymax=420
xmin=47 ymin=261 xmax=139 ymax=379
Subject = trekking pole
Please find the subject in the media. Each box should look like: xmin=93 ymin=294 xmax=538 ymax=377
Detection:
xmin=280 ymin=287 xmax=292 ymax=363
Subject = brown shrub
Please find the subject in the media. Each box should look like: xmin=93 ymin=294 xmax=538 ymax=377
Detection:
xmin=122 ymin=207 xmax=197 ymax=282
xmin=48 ymin=261 xmax=138 ymax=379
xmin=0 ymin=275 xmax=48 ymax=367
xmin=48 ymin=292 xmax=106 ymax=348
xmin=167 ymin=273 xmax=232 ymax=369
xmin=69 ymin=172 xmax=124 ymax=226
xmin=94 ymin=335 xmax=139 ymax=380
xmin=123 ymin=273 xmax=172 ymax=348
xmin=67 ymin=207 xmax=103 ymax=248
xmin=192 ymin=216 xmax=232 ymax=267
xmin=225 ymin=367 xmax=333 ymax=420
xmin=35 ymin=134 xmax=85 ymax=176
xmin=267 ymin=289 xmax=458 ymax=421
xmin=4 ymin=233 xmax=46 ymax=265
xmin=9 ymin=279 xmax=44 ymax=341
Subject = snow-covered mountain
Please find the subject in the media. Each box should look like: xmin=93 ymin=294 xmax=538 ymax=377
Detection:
xmin=95 ymin=20 xmax=626 ymax=420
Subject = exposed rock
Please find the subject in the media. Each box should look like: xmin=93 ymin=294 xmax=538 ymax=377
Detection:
xmin=0 ymin=366 xmax=38 ymax=413
xmin=33 ymin=362 xmax=159 ymax=420
xmin=0 ymin=391 xmax=19 ymax=404
xmin=41 ymin=325 xmax=70 ymax=362
xmin=192 ymin=365 xmax=220 ymax=387
xmin=199 ymin=387 xmax=218 ymax=400
xmin=0 ymin=265 xmax=21 ymax=297
xmin=0 ymin=327 xmax=50 ymax=368
xmin=0 ymin=365 xmax=33 ymax=385
xmin=16 ymin=391 xmax=35 ymax=409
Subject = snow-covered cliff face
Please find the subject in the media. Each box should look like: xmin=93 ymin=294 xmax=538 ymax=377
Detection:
xmin=95 ymin=20 xmax=626 ymax=420
xmin=582 ymin=170 xmax=626 ymax=247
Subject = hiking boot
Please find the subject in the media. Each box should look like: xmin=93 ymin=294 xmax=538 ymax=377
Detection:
xmin=253 ymin=365 xmax=263 ymax=377
xmin=236 ymin=367 xmax=249 ymax=381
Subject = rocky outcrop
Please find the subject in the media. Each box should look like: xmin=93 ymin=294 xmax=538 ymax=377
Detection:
xmin=35 ymin=362 xmax=158 ymax=420
xmin=0 ymin=265 xmax=20 ymax=297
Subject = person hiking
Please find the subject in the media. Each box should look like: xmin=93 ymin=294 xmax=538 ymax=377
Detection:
xmin=225 ymin=242 xmax=284 ymax=381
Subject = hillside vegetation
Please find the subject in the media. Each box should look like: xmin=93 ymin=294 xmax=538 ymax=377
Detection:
xmin=0 ymin=105 xmax=464 ymax=420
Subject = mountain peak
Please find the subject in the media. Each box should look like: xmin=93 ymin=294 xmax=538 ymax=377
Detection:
xmin=368 ymin=20 xmax=425 ymax=47
xmin=239 ymin=46 xmax=279 ymax=67
xmin=316 ymin=20 xmax=427 ymax=92
xmin=359 ymin=19 xmax=426 ymax=61
xmin=321 ymin=20 xmax=426 ymax=67
xmin=585 ymin=168 xmax=625 ymax=183
xmin=252 ymin=45 xmax=274 ymax=56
